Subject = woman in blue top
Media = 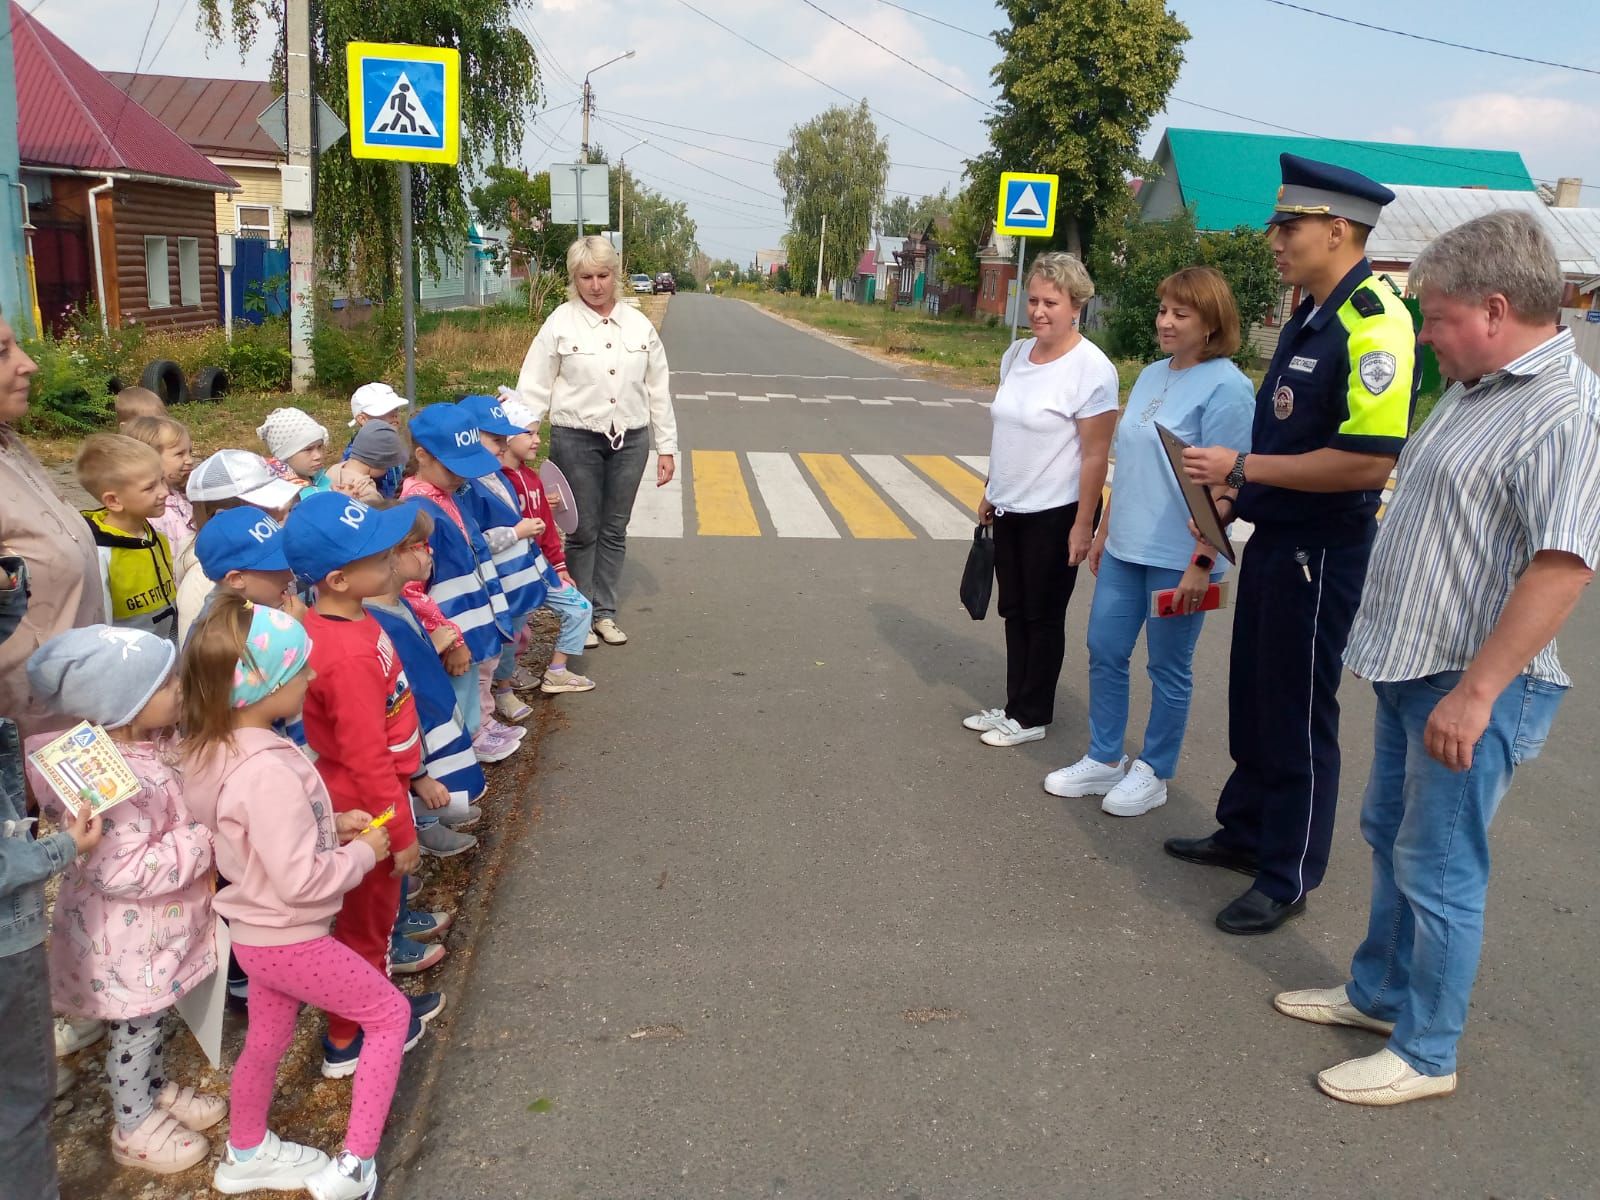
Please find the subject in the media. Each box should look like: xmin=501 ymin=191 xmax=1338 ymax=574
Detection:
xmin=1046 ymin=267 xmax=1255 ymax=817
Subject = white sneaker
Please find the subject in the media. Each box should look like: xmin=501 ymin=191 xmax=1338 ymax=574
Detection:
xmin=306 ymin=1150 xmax=379 ymax=1200
xmin=1043 ymin=755 xmax=1126 ymax=798
xmin=1316 ymin=1048 xmax=1457 ymax=1107
xmin=214 ymin=1130 xmax=331 ymax=1194
xmin=979 ymin=717 xmax=1047 ymax=747
xmin=1273 ymin=984 xmax=1396 ymax=1035
xmin=1100 ymin=759 xmax=1167 ymax=817
xmin=593 ymin=617 xmax=628 ymax=645
xmin=54 ymin=1016 xmax=105 ymax=1056
xmin=962 ymin=707 xmax=1007 ymax=732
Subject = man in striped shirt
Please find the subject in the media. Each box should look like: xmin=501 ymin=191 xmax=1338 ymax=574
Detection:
xmin=1274 ymin=211 xmax=1600 ymax=1107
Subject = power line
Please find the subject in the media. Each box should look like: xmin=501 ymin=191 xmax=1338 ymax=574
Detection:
xmin=865 ymin=0 xmax=994 ymax=41
xmin=612 ymin=157 xmax=785 ymax=217
xmin=798 ymin=0 xmax=995 ymax=109
xmin=595 ymin=112 xmax=787 ymax=202
xmin=145 ymin=0 xmax=192 ymax=69
xmin=602 ymin=109 xmax=963 ymax=174
xmin=670 ymin=0 xmax=980 ymax=158
xmin=0 ymin=0 xmax=56 ymax=46
xmin=1260 ymin=0 xmax=1599 ymax=76
xmin=107 ymin=0 xmax=165 ymax=147
xmin=526 ymin=102 xmax=580 ymax=165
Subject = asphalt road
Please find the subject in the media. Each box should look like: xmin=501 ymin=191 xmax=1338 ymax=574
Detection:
xmin=398 ymin=294 xmax=1599 ymax=1199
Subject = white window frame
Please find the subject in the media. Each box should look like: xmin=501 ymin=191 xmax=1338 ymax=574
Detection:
xmin=144 ymin=236 xmax=170 ymax=309
xmin=177 ymin=237 xmax=201 ymax=307
xmin=235 ymin=204 xmax=274 ymax=239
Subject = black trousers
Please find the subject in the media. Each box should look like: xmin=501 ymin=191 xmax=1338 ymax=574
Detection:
xmin=993 ymin=502 xmax=1087 ymax=729
xmin=1214 ymin=525 xmax=1373 ymax=904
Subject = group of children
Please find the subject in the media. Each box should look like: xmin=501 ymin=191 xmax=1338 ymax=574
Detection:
xmin=28 ymin=380 xmax=608 ymax=1195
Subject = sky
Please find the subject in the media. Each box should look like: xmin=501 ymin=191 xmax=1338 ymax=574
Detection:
xmin=45 ymin=0 xmax=1600 ymax=266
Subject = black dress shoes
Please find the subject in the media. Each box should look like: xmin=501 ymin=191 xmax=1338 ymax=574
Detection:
xmin=1163 ymin=833 xmax=1259 ymax=877
xmin=1216 ymin=887 xmax=1306 ymax=935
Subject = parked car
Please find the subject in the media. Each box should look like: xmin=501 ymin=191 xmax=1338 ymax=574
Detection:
xmin=630 ymin=273 xmax=654 ymax=294
xmin=653 ymin=272 xmax=677 ymax=295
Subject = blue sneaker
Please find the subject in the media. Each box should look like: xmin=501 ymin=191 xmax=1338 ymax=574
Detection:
xmin=409 ymin=991 xmax=446 ymax=1028
xmin=394 ymin=907 xmax=453 ymax=943
xmin=388 ymin=932 xmax=445 ymax=975
xmin=320 ymin=1015 xmax=425 ymax=1079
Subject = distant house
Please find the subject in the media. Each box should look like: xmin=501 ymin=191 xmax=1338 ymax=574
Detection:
xmin=14 ymin=3 xmax=236 ymax=334
xmin=975 ymin=225 xmax=1018 ymax=321
xmin=105 ymin=72 xmax=285 ymax=244
xmin=417 ymin=225 xmax=512 ymax=311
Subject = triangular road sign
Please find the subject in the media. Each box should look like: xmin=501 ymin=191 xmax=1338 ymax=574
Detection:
xmin=1008 ymin=184 xmax=1044 ymax=222
xmin=369 ymin=72 xmax=439 ymax=138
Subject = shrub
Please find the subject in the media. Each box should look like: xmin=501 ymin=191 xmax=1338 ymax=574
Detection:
xmin=226 ymin=319 xmax=292 ymax=390
xmin=312 ymin=304 xmax=399 ymax=393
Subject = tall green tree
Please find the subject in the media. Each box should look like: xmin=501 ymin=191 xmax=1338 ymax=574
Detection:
xmin=774 ymin=101 xmax=889 ymax=294
xmin=197 ymin=0 xmax=541 ymax=295
xmin=879 ymin=188 xmax=952 ymax=237
xmin=938 ymin=170 xmax=996 ymax=292
xmin=988 ymin=0 xmax=1187 ymax=258
xmin=617 ymin=165 xmax=699 ymax=279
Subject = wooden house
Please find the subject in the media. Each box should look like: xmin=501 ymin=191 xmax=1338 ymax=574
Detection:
xmin=14 ymin=3 xmax=236 ymax=334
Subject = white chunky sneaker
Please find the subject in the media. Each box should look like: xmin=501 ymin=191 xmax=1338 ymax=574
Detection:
xmin=1273 ymin=984 xmax=1396 ymax=1035
xmin=962 ymin=707 xmax=1007 ymax=732
xmin=1316 ymin=1048 xmax=1456 ymax=1107
xmin=1043 ymin=754 xmax=1126 ymax=798
xmin=214 ymin=1130 xmax=331 ymax=1194
xmin=1100 ymin=759 xmax=1167 ymax=817
xmin=306 ymin=1149 xmax=379 ymax=1200
xmin=979 ymin=717 xmax=1047 ymax=747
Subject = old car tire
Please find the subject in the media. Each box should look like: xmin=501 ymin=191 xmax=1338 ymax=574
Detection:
xmin=139 ymin=360 xmax=190 ymax=406
xmin=193 ymin=367 xmax=230 ymax=403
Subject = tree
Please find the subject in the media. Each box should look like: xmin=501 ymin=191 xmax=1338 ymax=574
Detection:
xmin=988 ymin=0 xmax=1187 ymax=259
xmin=774 ymin=102 xmax=889 ymax=295
xmin=197 ymin=0 xmax=542 ymax=296
xmin=938 ymin=173 xmax=994 ymax=293
xmin=1088 ymin=208 xmax=1278 ymax=365
xmin=617 ymin=165 xmax=698 ymax=280
xmin=879 ymin=188 xmax=953 ymax=237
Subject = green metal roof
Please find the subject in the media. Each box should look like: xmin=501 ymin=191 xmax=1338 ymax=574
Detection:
xmin=1158 ymin=128 xmax=1536 ymax=230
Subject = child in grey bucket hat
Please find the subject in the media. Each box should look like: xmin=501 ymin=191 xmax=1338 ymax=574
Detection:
xmin=26 ymin=625 xmax=178 ymax=730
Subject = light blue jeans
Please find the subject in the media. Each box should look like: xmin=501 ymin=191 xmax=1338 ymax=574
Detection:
xmin=546 ymin=582 xmax=594 ymax=657
xmin=1345 ymin=671 xmax=1564 ymax=1075
xmin=1085 ymin=552 xmax=1207 ymax=778
xmin=449 ymin=668 xmax=483 ymax=738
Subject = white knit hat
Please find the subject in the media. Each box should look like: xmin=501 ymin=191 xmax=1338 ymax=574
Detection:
xmin=255 ymin=408 xmax=329 ymax=462
xmin=495 ymin=386 xmax=537 ymax=430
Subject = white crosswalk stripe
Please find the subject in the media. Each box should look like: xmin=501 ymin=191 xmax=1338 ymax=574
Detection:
xmin=957 ymin=455 xmax=989 ymax=476
xmin=747 ymin=452 xmax=840 ymax=538
xmin=630 ymin=462 xmax=685 ymax=538
xmin=851 ymin=455 xmax=972 ymax=539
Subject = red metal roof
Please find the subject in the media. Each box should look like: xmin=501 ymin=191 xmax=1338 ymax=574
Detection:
xmin=856 ymin=249 xmax=876 ymax=275
xmin=12 ymin=3 xmax=236 ymax=189
xmin=105 ymin=72 xmax=282 ymax=163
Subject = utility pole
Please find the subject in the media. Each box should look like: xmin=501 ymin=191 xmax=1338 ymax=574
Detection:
xmin=576 ymin=78 xmax=589 ymax=237
xmin=815 ymin=212 xmax=826 ymax=298
xmin=285 ymin=0 xmax=315 ymax=392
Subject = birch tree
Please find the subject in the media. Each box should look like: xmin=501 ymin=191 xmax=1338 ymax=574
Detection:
xmin=774 ymin=102 xmax=889 ymax=294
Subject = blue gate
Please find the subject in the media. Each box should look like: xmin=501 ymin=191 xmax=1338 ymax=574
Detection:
xmin=220 ymin=238 xmax=289 ymax=325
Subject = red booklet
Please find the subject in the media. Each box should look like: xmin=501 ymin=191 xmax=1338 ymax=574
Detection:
xmin=1150 ymin=578 xmax=1233 ymax=619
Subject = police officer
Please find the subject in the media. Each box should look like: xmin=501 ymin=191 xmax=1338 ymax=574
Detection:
xmin=1167 ymin=154 xmax=1419 ymax=934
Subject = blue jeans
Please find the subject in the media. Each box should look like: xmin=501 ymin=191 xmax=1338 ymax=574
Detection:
xmin=449 ymin=668 xmax=482 ymax=738
xmin=1085 ymin=553 xmax=1207 ymax=778
xmin=1346 ymin=671 xmax=1564 ymax=1076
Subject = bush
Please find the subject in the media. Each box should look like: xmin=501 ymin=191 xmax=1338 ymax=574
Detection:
xmin=225 ymin=319 xmax=292 ymax=391
xmin=312 ymin=305 xmax=399 ymax=393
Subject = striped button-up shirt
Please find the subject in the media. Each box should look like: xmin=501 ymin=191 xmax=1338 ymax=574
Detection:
xmin=1345 ymin=328 xmax=1600 ymax=686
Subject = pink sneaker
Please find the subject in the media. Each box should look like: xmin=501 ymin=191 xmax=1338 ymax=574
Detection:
xmin=156 ymin=1081 xmax=228 ymax=1131
xmin=481 ymin=717 xmax=526 ymax=744
xmin=111 ymin=1109 xmax=210 ymax=1175
xmin=473 ymin=726 xmax=520 ymax=764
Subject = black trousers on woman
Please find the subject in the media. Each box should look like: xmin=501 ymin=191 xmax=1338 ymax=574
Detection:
xmin=992 ymin=501 xmax=1088 ymax=729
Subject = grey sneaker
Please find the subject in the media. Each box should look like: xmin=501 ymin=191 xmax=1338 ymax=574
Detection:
xmin=439 ymin=803 xmax=482 ymax=830
xmin=417 ymin=823 xmax=478 ymax=858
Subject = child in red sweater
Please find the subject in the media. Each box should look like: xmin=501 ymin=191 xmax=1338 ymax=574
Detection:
xmin=485 ymin=395 xmax=596 ymax=694
xmin=281 ymin=492 xmax=443 ymax=1071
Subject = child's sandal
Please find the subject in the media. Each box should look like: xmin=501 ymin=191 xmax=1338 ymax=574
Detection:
xmin=111 ymin=1109 xmax=210 ymax=1174
xmin=156 ymin=1081 xmax=228 ymax=1131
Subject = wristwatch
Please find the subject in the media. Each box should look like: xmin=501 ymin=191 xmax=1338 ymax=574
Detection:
xmin=1225 ymin=452 xmax=1249 ymax=490
xmin=1191 ymin=552 xmax=1215 ymax=571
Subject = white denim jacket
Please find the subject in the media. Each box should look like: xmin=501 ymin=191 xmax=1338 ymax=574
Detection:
xmin=514 ymin=300 xmax=677 ymax=456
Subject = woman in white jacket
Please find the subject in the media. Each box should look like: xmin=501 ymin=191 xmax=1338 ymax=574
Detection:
xmin=514 ymin=236 xmax=677 ymax=648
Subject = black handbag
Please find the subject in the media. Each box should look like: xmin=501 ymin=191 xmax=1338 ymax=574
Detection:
xmin=959 ymin=524 xmax=995 ymax=620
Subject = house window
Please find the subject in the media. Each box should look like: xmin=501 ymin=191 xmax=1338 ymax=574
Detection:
xmin=236 ymin=205 xmax=273 ymax=239
xmin=177 ymin=238 xmax=201 ymax=307
xmin=144 ymin=236 xmax=170 ymax=308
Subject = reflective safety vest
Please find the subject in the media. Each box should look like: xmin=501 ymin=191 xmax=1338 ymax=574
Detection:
xmin=366 ymin=598 xmax=484 ymax=809
xmin=461 ymin=475 xmax=551 ymax=628
xmin=407 ymin=494 xmax=508 ymax=663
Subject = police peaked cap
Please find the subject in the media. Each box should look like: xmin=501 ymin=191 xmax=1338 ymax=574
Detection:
xmin=1268 ymin=153 xmax=1395 ymax=228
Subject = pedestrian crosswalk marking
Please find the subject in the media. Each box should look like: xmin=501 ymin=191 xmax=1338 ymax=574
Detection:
xmin=748 ymin=452 xmax=839 ymax=538
xmin=799 ymin=453 xmax=915 ymax=539
xmin=630 ymin=460 xmax=684 ymax=538
xmin=852 ymin=455 xmax=971 ymax=540
xmin=957 ymin=455 xmax=989 ymax=476
xmin=906 ymin=454 xmax=984 ymax=513
xmin=692 ymin=450 xmax=761 ymax=536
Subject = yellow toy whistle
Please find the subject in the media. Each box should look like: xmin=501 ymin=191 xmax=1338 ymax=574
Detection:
xmin=365 ymin=806 xmax=397 ymax=832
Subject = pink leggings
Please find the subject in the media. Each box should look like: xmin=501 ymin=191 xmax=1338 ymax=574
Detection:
xmin=231 ymin=937 xmax=409 ymax=1158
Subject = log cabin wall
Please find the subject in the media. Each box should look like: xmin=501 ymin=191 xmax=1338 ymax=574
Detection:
xmin=111 ymin=181 xmax=220 ymax=331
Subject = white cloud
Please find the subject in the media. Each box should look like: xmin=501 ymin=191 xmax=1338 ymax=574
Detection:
xmin=1431 ymin=92 xmax=1600 ymax=151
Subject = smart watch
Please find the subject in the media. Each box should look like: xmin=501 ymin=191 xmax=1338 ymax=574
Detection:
xmin=1225 ymin=452 xmax=1249 ymax=490
xmin=1191 ymin=552 xmax=1215 ymax=571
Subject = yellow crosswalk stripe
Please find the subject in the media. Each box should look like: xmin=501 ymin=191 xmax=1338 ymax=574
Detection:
xmin=906 ymin=454 xmax=984 ymax=513
xmin=798 ymin=453 xmax=914 ymax=539
xmin=692 ymin=450 xmax=761 ymax=536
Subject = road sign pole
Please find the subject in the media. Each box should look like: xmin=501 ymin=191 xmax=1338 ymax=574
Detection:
xmin=815 ymin=213 xmax=826 ymax=298
xmin=286 ymin=0 xmax=315 ymax=393
xmin=399 ymin=162 xmax=416 ymax=402
xmin=1009 ymin=236 xmax=1027 ymax=342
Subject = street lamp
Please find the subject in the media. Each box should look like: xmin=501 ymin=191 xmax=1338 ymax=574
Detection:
xmin=580 ymin=50 xmax=635 ymax=164
xmin=617 ymin=137 xmax=647 ymax=271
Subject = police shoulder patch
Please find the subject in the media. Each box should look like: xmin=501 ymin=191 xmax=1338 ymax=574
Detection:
xmin=1349 ymin=287 xmax=1384 ymax=318
xmin=1358 ymin=350 xmax=1397 ymax=395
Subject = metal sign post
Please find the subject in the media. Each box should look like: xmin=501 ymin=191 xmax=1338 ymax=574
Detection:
xmin=1009 ymin=236 xmax=1027 ymax=343
xmin=346 ymin=41 xmax=461 ymax=399
xmin=994 ymin=170 xmax=1061 ymax=343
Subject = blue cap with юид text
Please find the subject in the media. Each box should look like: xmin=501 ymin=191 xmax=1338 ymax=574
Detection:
xmin=283 ymin=491 xmax=418 ymax=583
xmin=408 ymin=403 xmax=503 ymax=478
xmin=456 ymin=393 xmax=528 ymax=438
xmin=195 ymin=507 xmax=290 ymax=580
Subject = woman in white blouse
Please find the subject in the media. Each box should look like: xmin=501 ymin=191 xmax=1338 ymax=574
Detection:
xmin=965 ymin=253 xmax=1120 ymax=748
xmin=516 ymin=236 xmax=678 ymax=647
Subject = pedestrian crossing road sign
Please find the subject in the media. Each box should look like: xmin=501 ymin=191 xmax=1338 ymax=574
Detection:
xmin=995 ymin=171 xmax=1059 ymax=237
xmin=346 ymin=42 xmax=460 ymax=164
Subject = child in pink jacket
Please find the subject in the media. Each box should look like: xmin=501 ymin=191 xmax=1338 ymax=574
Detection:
xmin=180 ymin=595 xmax=417 ymax=1200
xmin=25 ymin=625 xmax=221 ymax=1176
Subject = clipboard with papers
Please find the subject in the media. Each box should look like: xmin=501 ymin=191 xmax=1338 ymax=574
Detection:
xmin=1154 ymin=422 xmax=1237 ymax=564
